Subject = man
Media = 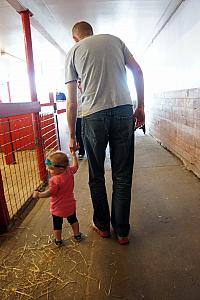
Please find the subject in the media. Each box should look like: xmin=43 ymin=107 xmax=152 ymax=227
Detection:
xmin=65 ymin=21 xmax=144 ymax=245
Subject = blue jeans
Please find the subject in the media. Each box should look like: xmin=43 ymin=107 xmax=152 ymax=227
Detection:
xmin=82 ymin=105 xmax=135 ymax=237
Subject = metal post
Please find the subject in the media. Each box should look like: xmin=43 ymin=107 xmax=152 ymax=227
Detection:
xmin=20 ymin=10 xmax=47 ymax=181
xmin=49 ymin=92 xmax=54 ymax=105
xmin=6 ymin=118 xmax=16 ymax=164
xmin=0 ymin=170 xmax=10 ymax=233
xmin=0 ymin=83 xmax=2 ymax=103
xmin=7 ymin=81 xmax=11 ymax=103
xmin=0 ymin=118 xmax=16 ymax=165
xmin=49 ymin=92 xmax=61 ymax=150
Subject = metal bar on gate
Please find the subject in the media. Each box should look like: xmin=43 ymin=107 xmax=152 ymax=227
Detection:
xmin=49 ymin=92 xmax=57 ymax=112
xmin=40 ymin=103 xmax=54 ymax=107
xmin=57 ymin=109 xmax=66 ymax=114
xmin=19 ymin=10 xmax=47 ymax=181
xmin=54 ymin=113 xmax=61 ymax=150
xmin=6 ymin=118 xmax=16 ymax=164
xmin=0 ymin=102 xmax=41 ymax=118
xmin=0 ymin=170 xmax=10 ymax=233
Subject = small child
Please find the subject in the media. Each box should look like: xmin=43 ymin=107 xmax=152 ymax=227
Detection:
xmin=33 ymin=150 xmax=83 ymax=246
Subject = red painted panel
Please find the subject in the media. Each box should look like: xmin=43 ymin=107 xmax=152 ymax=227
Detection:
xmin=9 ymin=114 xmax=35 ymax=150
xmin=0 ymin=118 xmax=16 ymax=164
xmin=0 ymin=113 xmax=58 ymax=167
xmin=41 ymin=114 xmax=57 ymax=149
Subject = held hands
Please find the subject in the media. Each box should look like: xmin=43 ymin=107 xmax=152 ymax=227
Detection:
xmin=70 ymin=149 xmax=77 ymax=157
xmin=69 ymin=136 xmax=79 ymax=154
xmin=70 ymin=146 xmax=79 ymax=169
xmin=134 ymin=106 xmax=145 ymax=129
xmin=69 ymin=137 xmax=78 ymax=154
xmin=69 ymin=137 xmax=79 ymax=168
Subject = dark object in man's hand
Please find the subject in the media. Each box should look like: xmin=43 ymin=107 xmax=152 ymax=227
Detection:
xmin=135 ymin=123 xmax=146 ymax=134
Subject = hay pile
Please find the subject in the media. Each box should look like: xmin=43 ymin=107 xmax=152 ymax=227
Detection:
xmin=0 ymin=231 xmax=119 ymax=299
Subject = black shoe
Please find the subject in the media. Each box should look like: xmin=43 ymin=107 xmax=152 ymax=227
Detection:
xmin=54 ymin=239 xmax=63 ymax=246
xmin=74 ymin=232 xmax=84 ymax=242
xmin=78 ymin=154 xmax=84 ymax=160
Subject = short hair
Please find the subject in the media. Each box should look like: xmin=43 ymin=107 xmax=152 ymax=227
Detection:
xmin=47 ymin=151 xmax=69 ymax=168
xmin=72 ymin=21 xmax=93 ymax=38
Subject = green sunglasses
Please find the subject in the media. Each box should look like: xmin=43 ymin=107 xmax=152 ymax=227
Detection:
xmin=45 ymin=159 xmax=66 ymax=168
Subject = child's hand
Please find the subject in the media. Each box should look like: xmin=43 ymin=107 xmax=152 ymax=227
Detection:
xmin=33 ymin=191 xmax=40 ymax=199
xmin=70 ymin=149 xmax=77 ymax=157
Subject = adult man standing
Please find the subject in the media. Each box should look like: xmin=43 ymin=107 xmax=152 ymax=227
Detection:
xmin=65 ymin=21 xmax=144 ymax=245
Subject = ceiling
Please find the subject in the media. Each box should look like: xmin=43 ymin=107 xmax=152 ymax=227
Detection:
xmin=0 ymin=0 xmax=184 ymax=62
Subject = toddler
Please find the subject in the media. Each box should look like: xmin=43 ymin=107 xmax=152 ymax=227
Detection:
xmin=33 ymin=150 xmax=83 ymax=246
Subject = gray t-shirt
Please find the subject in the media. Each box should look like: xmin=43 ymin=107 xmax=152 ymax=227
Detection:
xmin=65 ymin=34 xmax=133 ymax=117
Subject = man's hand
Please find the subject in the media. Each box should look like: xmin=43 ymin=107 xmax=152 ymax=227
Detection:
xmin=69 ymin=136 xmax=79 ymax=153
xmin=134 ymin=106 xmax=145 ymax=129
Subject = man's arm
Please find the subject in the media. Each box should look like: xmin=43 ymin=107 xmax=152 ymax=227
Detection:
xmin=66 ymin=81 xmax=78 ymax=152
xmin=126 ymin=56 xmax=145 ymax=128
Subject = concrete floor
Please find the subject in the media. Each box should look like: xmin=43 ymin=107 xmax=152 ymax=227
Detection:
xmin=0 ymin=133 xmax=200 ymax=300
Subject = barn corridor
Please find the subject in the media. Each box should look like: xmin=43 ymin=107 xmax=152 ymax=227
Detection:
xmin=0 ymin=133 xmax=199 ymax=300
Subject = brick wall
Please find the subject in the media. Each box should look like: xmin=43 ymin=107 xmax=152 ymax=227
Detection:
xmin=149 ymin=88 xmax=200 ymax=178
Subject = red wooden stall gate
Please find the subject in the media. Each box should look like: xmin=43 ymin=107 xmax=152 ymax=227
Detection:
xmin=0 ymin=102 xmax=61 ymax=233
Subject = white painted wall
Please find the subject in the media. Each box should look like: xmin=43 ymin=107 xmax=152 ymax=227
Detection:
xmin=143 ymin=0 xmax=200 ymax=95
